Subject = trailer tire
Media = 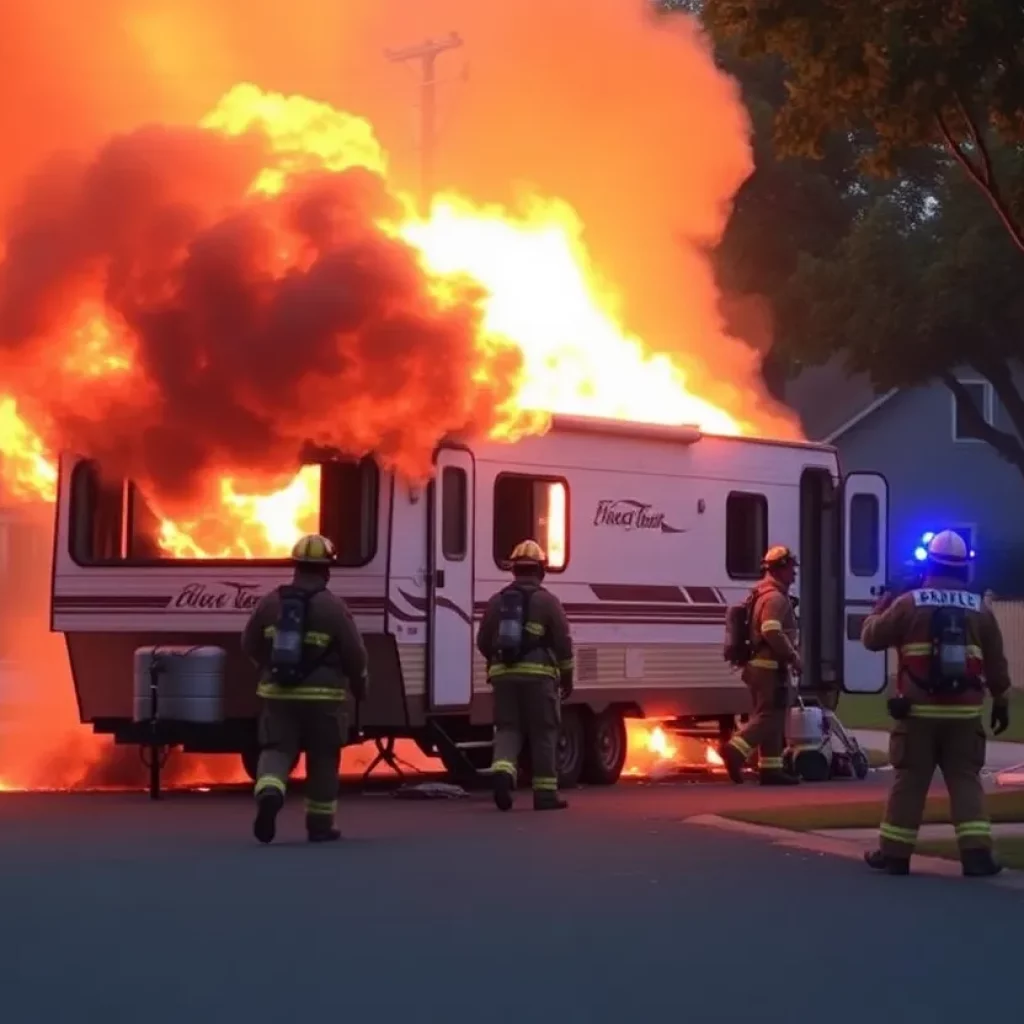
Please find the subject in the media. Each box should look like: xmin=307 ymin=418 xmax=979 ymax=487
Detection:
xmin=557 ymin=707 xmax=585 ymax=789
xmin=581 ymin=708 xmax=627 ymax=786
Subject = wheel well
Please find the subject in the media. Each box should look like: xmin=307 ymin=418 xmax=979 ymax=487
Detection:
xmin=577 ymin=701 xmax=643 ymax=722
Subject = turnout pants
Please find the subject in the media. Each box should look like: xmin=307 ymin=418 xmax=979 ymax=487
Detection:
xmin=879 ymin=715 xmax=991 ymax=856
xmin=490 ymin=675 xmax=561 ymax=794
xmin=254 ymin=699 xmax=348 ymax=828
xmin=728 ymin=666 xmax=788 ymax=771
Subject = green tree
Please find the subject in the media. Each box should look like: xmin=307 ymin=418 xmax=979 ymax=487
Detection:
xmin=701 ymin=0 xmax=1024 ymax=464
xmin=783 ymin=161 xmax=1024 ymax=474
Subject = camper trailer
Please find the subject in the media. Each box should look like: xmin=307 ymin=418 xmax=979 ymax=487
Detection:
xmin=49 ymin=414 xmax=888 ymax=786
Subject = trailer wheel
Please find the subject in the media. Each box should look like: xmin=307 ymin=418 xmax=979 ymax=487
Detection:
xmin=581 ymin=708 xmax=627 ymax=785
xmin=557 ymin=707 xmax=585 ymax=789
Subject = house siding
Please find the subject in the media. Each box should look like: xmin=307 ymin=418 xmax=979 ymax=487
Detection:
xmin=836 ymin=379 xmax=1024 ymax=596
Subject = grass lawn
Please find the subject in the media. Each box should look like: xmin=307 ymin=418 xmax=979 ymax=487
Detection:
xmin=837 ymin=689 xmax=1024 ymax=743
xmin=916 ymin=837 xmax=1024 ymax=870
xmin=721 ymin=788 xmax=1024 ymax=832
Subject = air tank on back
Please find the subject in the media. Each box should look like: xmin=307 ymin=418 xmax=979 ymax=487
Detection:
xmin=132 ymin=645 xmax=226 ymax=724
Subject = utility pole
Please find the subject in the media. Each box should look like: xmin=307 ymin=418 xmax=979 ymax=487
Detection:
xmin=385 ymin=32 xmax=464 ymax=215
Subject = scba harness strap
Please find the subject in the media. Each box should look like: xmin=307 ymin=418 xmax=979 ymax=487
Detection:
xmin=901 ymin=589 xmax=984 ymax=697
xmin=266 ymin=584 xmax=334 ymax=686
xmin=494 ymin=584 xmax=546 ymax=668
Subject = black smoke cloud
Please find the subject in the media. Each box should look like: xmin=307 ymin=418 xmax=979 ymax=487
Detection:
xmin=0 ymin=122 xmax=520 ymax=510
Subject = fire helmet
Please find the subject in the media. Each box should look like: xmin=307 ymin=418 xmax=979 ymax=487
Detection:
xmin=762 ymin=545 xmax=798 ymax=571
xmin=291 ymin=533 xmax=337 ymax=566
xmin=926 ymin=530 xmax=969 ymax=567
xmin=509 ymin=539 xmax=547 ymax=566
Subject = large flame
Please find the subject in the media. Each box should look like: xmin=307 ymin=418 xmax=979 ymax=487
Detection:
xmin=0 ymin=83 xmax=787 ymax=554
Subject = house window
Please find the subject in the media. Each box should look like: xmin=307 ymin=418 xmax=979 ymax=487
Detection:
xmin=492 ymin=474 xmax=568 ymax=571
xmin=726 ymin=492 xmax=768 ymax=579
xmin=952 ymin=381 xmax=993 ymax=441
xmin=849 ymin=493 xmax=880 ymax=577
xmin=440 ymin=467 xmax=468 ymax=561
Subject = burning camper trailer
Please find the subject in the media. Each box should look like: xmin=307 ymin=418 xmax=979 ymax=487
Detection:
xmin=49 ymin=414 xmax=888 ymax=786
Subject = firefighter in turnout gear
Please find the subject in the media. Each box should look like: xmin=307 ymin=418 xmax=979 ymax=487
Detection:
xmin=723 ymin=545 xmax=802 ymax=786
xmin=862 ymin=530 xmax=1011 ymax=877
xmin=241 ymin=533 xmax=369 ymax=845
xmin=477 ymin=539 xmax=575 ymax=812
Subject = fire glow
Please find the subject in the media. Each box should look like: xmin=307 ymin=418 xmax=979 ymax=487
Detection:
xmin=0 ymin=82 xmax=789 ymax=558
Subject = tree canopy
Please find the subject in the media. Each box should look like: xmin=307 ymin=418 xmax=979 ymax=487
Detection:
xmin=696 ymin=1 xmax=1024 ymax=474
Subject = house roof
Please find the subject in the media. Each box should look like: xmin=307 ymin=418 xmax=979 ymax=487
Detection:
xmin=783 ymin=358 xmax=897 ymax=441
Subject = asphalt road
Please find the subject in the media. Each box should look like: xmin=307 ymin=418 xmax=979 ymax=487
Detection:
xmin=1 ymin=776 xmax=1019 ymax=1024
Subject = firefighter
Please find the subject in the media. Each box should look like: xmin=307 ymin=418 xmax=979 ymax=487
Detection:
xmin=722 ymin=545 xmax=802 ymax=786
xmin=477 ymin=539 xmax=575 ymax=812
xmin=241 ymin=533 xmax=369 ymax=845
xmin=862 ymin=530 xmax=1011 ymax=877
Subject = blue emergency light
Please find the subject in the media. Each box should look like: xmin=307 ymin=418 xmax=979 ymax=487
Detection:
xmin=914 ymin=530 xmax=975 ymax=562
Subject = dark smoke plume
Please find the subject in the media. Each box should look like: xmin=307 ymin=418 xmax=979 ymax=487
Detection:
xmin=0 ymin=123 xmax=519 ymax=509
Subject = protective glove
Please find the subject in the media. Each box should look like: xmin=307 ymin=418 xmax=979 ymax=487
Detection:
xmin=350 ymin=673 xmax=368 ymax=703
xmin=991 ymin=701 xmax=1010 ymax=737
xmin=887 ymin=696 xmax=911 ymax=721
xmin=872 ymin=590 xmax=895 ymax=615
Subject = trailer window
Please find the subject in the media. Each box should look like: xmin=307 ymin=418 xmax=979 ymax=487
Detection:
xmin=492 ymin=473 xmax=568 ymax=571
xmin=726 ymin=491 xmax=767 ymax=579
xmin=848 ymin=493 xmax=879 ymax=577
xmin=69 ymin=458 xmax=378 ymax=566
xmin=440 ymin=467 xmax=468 ymax=560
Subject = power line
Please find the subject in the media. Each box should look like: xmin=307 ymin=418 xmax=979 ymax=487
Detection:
xmin=385 ymin=32 xmax=464 ymax=215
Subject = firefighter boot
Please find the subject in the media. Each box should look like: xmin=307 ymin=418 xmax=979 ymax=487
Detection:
xmin=533 ymin=792 xmax=569 ymax=811
xmin=253 ymin=789 xmax=284 ymax=845
xmin=306 ymin=814 xmax=341 ymax=843
xmin=759 ymin=769 xmax=800 ymax=786
xmin=493 ymin=771 xmax=514 ymax=812
xmin=961 ymin=848 xmax=1003 ymax=878
xmin=722 ymin=744 xmax=746 ymax=785
xmin=863 ymin=849 xmax=910 ymax=876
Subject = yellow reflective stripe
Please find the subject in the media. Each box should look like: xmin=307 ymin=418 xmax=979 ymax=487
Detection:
xmin=257 ymin=682 xmax=347 ymax=701
xmin=524 ymin=622 xmax=545 ymax=636
xmin=729 ymin=735 xmax=753 ymax=758
xmin=761 ymin=619 xmax=783 ymax=632
xmin=255 ymin=775 xmax=286 ymax=796
xmin=902 ymin=643 xmax=983 ymax=658
xmin=879 ymin=822 xmax=918 ymax=845
xmin=909 ymin=704 xmax=983 ymax=719
xmin=262 ymin=626 xmax=331 ymax=647
xmin=760 ymin=756 xmax=783 ymax=769
xmin=304 ymin=799 xmax=337 ymax=815
xmin=532 ymin=776 xmax=558 ymax=791
xmin=558 ymin=658 xmax=574 ymax=671
xmin=487 ymin=662 xmax=559 ymax=679
xmin=900 ymin=643 xmax=932 ymax=656
xmin=954 ymin=820 xmax=992 ymax=837
xmin=748 ymin=658 xmax=778 ymax=669
xmin=491 ymin=759 xmax=517 ymax=778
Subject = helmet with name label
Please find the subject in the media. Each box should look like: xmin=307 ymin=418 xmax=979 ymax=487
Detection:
xmin=509 ymin=539 xmax=547 ymax=566
xmin=925 ymin=530 xmax=969 ymax=567
xmin=762 ymin=545 xmax=798 ymax=571
xmin=291 ymin=533 xmax=337 ymax=565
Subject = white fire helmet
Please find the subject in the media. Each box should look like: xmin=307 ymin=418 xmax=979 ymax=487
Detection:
xmin=926 ymin=530 xmax=969 ymax=567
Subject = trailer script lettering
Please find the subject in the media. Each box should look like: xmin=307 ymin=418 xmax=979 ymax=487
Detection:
xmin=169 ymin=582 xmax=262 ymax=612
xmin=592 ymin=499 xmax=685 ymax=534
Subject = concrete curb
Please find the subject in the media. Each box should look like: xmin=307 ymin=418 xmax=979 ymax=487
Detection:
xmin=685 ymin=813 xmax=1024 ymax=890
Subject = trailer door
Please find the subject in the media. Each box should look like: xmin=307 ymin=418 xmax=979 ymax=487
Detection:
xmin=429 ymin=447 xmax=475 ymax=709
xmin=842 ymin=471 xmax=888 ymax=694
